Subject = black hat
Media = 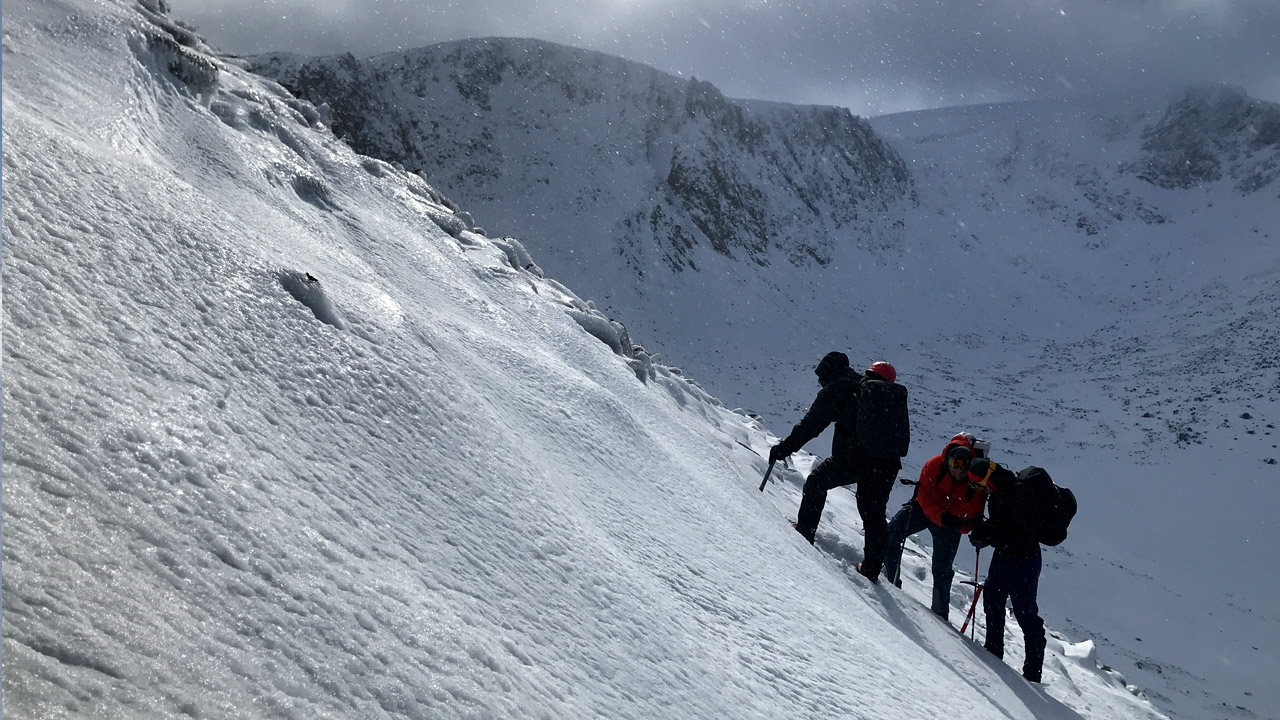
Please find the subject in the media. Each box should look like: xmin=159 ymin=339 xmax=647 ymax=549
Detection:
xmin=814 ymin=351 xmax=850 ymax=385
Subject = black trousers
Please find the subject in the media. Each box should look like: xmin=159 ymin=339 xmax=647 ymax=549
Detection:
xmin=983 ymin=550 xmax=1046 ymax=681
xmin=795 ymin=457 xmax=897 ymax=575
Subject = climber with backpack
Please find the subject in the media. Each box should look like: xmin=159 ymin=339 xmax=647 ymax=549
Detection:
xmin=767 ymin=353 xmax=909 ymax=582
xmin=966 ymin=459 xmax=1077 ymax=683
xmin=881 ymin=433 xmax=992 ymax=618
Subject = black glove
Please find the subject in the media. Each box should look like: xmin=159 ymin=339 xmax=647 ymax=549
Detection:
xmin=940 ymin=512 xmax=965 ymax=531
xmin=969 ymin=522 xmax=992 ymax=549
xmin=768 ymin=445 xmax=788 ymax=465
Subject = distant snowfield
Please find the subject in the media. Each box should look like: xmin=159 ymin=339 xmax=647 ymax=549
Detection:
xmin=0 ymin=2 xmax=1272 ymax=719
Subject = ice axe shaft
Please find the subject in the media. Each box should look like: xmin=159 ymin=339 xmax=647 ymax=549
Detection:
xmin=758 ymin=460 xmax=776 ymax=492
xmin=959 ymin=585 xmax=984 ymax=637
xmin=959 ymin=549 xmax=984 ymax=638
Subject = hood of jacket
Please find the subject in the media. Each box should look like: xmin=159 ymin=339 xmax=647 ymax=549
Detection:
xmin=913 ymin=433 xmax=986 ymax=532
xmin=941 ymin=433 xmax=975 ymax=459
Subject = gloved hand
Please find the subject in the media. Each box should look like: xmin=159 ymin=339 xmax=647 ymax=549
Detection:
xmin=969 ymin=522 xmax=992 ymax=549
xmin=940 ymin=512 xmax=965 ymax=531
xmin=768 ymin=444 xmax=788 ymax=465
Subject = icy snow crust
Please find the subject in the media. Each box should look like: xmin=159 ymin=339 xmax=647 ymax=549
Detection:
xmin=0 ymin=1 xmax=1191 ymax=719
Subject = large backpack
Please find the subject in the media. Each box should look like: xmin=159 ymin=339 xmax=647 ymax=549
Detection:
xmin=1016 ymin=466 xmax=1077 ymax=546
xmin=855 ymin=379 xmax=910 ymax=458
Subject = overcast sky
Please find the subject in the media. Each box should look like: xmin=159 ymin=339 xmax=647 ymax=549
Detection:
xmin=170 ymin=0 xmax=1278 ymax=116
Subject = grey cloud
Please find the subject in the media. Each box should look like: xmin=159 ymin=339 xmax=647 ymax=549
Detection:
xmin=170 ymin=0 xmax=1278 ymax=115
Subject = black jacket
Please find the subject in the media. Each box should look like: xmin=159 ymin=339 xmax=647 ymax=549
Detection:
xmin=775 ymin=368 xmax=898 ymax=471
xmin=975 ymin=465 xmax=1042 ymax=558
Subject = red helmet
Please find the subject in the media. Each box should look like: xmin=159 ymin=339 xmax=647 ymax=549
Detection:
xmin=866 ymin=361 xmax=896 ymax=383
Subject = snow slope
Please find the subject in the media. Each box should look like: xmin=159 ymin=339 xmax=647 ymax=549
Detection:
xmin=243 ymin=37 xmax=1280 ymax=720
xmin=3 ymin=1 xmax=1173 ymax=719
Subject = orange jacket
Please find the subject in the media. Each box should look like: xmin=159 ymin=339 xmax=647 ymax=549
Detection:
xmin=915 ymin=434 xmax=990 ymax=534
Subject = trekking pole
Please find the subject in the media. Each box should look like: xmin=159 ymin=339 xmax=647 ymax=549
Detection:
xmin=960 ymin=548 xmax=984 ymax=639
xmin=758 ymin=460 xmax=776 ymax=492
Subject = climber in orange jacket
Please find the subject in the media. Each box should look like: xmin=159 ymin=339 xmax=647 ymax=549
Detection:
xmin=880 ymin=433 xmax=992 ymax=619
xmin=914 ymin=435 xmax=990 ymax=534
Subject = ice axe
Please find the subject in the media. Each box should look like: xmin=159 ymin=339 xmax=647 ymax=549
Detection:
xmin=959 ymin=548 xmax=984 ymax=639
xmin=758 ymin=460 xmax=776 ymax=492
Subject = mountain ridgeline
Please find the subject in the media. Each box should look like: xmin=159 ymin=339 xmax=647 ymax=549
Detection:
xmin=251 ymin=38 xmax=913 ymax=272
xmin=253 ymin=39 xmax=1280 ymax=259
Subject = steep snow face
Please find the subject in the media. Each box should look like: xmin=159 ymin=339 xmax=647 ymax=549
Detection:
xmin=0 ymin=2 xmax=1174 ymax=720
xmin=251 ymin=38 xmax=913 ymax=278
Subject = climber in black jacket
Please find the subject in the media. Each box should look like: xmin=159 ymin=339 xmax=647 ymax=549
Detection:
xmin=967 ymin=458 xmax=1047 ymax=683
xmin=769 ymin=352 xmax=901 ymax=581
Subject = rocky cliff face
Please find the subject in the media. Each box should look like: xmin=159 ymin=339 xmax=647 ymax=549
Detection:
xmin=251 ymin=38 xmax=913 ymax=273
xmin=1128 ymin=85 xmax=1280 ymax=194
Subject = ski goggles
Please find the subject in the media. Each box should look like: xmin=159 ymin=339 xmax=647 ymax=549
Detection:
xmin=946 ymin=446 xmax=973 ymax=470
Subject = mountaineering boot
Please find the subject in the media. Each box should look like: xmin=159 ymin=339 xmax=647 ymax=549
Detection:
xmin=856 ymin=563 xmax=879 ymax=584
xmin=1022 ymin=638 xmax=1045 ymax=684
xmin=791 ymin=521 xmax=815 ymax=545
xmin=983 ymin=643 xmax=1003 ymax=660
xmin=930 ymin=584 xmax=950 ymax=620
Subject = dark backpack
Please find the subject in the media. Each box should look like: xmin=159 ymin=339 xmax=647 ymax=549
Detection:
xmin=855 ymin=379 xmax=910 ymax=458
xmin=1016 ymin=466 xmax=1077 ymax=546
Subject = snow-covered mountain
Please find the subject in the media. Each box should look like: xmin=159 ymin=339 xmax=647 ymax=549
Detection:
xmin=247 ymin=39 xmax=1280 ymax=720
xmin=250 ymin=38 xmax=914 ymax=275
xmin=251 ymin=42 xmax=1280 ymax=430
xmin=2 ymin=3 xmax=1276 ymax=720
xmin=1130 ymin=85 xmax=1280 ymax=193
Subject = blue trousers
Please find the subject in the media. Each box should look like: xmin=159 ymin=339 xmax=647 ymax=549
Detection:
xmin=982 ymin=551 xmax=1046 ymax=681
xmin=882 ymin=502 xmax=962 ymax=618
